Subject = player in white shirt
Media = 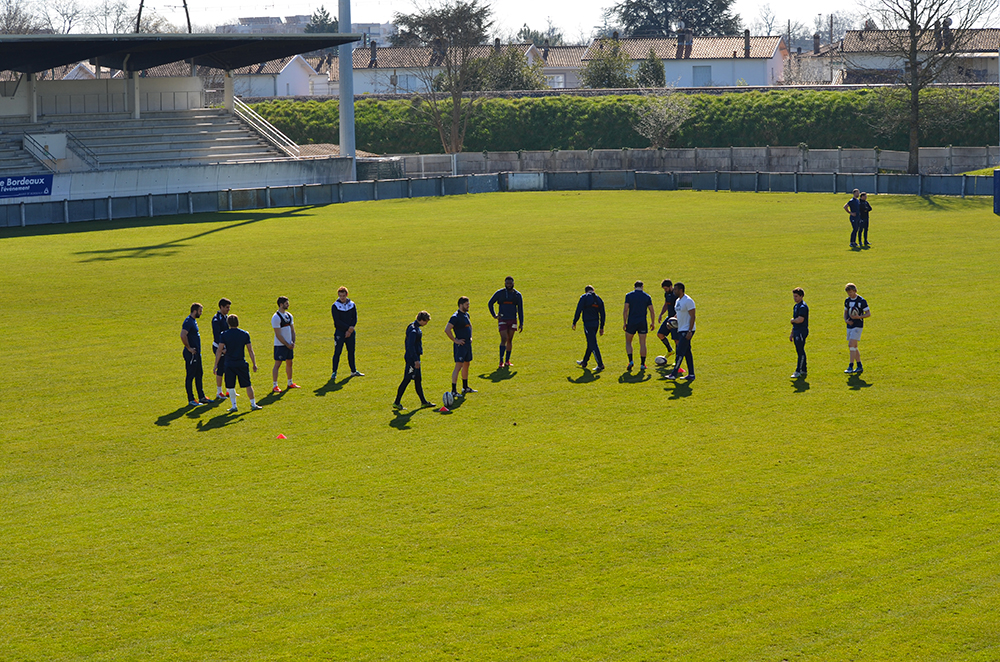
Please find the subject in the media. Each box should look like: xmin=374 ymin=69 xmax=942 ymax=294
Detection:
xmin=666 ymin=282 xmax=696 ymax=382
xmin=271 ymin=295 xmax=299 ymax=392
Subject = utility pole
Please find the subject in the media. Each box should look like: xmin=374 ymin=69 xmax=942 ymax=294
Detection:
xmin=339 ymin=0 xmax=357 ymax=180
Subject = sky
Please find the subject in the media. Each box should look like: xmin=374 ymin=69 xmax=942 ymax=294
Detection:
xmin=160 ymin=0 xmax=863 ymax=41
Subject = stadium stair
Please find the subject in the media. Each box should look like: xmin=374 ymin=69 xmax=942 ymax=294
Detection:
xmin=0 ymin=109 xmax=291 ymax=171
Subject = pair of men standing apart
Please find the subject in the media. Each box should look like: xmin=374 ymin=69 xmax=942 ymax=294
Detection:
xmin=787 ymin=283 xmax=870 ymax=378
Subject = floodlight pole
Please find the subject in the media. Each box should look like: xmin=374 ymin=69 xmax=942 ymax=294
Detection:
xmin=339 ymin=0 xmax=357 ymax=180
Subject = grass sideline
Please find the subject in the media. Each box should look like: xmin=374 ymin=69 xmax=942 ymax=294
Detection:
xmin=2 ymin=191 xmax=999 ymax=661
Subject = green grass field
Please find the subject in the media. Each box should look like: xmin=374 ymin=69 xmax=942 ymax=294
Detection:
xmin=2 ymin=191 xmax=999 ymax=661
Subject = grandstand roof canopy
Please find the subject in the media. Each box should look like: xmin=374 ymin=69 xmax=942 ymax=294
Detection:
xmin=0 ymin=33 xmax=362 ymax=74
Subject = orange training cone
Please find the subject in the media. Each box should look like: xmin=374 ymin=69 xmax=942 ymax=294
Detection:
xmin=276 ymin=434 xmax=287 ymax=439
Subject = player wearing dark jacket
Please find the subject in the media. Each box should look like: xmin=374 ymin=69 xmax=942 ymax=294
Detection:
xmin=395 ymin=312 xmax=434 ymax=409
xmin=572 ymin=286 xmax=606 ymax=370
xmin=331 ymin=286 xmax=363 ymax=379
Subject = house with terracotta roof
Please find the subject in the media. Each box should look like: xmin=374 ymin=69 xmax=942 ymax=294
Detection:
xmin=583 ymin=33 xmax=787 ymax=87
xmin=345 ymin=42 xmax=544 ymax=94
xmin=834 ymin=28 xmax=1000 ymax=83
xmin=538 ymin=45 xmax=588 ymax=89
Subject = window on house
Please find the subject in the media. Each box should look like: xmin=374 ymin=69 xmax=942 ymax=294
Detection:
xmin=693 ymin=66 xmax=712 ymax=87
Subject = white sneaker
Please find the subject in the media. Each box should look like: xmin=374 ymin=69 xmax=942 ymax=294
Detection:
xmin=227 ymin=406 xmax=238 ymax=413
xmin=351 ymin=370 xmax=365 ymax=377
xmin=250 ymin=403 xmax=263 ymax=411
xmin=790 ymin=371 xmax=801 ymax=378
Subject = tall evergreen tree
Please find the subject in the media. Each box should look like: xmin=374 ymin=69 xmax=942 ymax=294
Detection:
xmin=610 ymin=0 xmax=740 ymax=37
xmin=304 ymin=6 xmax=338 ymax=33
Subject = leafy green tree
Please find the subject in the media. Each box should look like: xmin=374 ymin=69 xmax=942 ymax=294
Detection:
xmin=304 ymin=5 xmax=338 ymax=33
xmin=580 ymin=40 xmax=635 ymax=89
xmin=635 ymin=48 xmax=665 ymax=87
xmin=610 ymin=0 xmax=740 ymax=38
xmin=473 ymin=45 xmax=547 ymax=90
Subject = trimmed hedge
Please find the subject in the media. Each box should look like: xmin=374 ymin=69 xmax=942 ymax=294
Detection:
xmin=252 ymin=88 xmax=999 ymax=154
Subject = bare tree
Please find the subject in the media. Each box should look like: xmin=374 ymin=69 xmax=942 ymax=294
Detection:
xmin=813 ymin=11 xmax=859 ymax=45
xmin=857 ymin=0 xmax=996 ymax=172
xmin=631 ymin=88 xmax=692 ymax=148
xmin=41 ymin=0 xmax=85 ymax=33
xmin=0 ymin=0 xmax=42 ymax=33
xmin=751 ymin=4 xmax=778 ymax=35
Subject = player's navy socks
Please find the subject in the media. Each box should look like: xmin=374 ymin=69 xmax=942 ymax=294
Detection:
xmin=660 ymin=337 xmax=672 ymax=350
xmin=462 ymin=379 xmax=469 ymax=389
xmin=505 ymin=349 xmax=511 ymax=362
xmin=640 ymin=355 xmax=646 ymax=365
xmin=856 ymin=362 xmax=863 ymax=370
xmin=848 ymin=363 xmax=854 ymax=371
xmin=499 ymin=345 xmax=505 ymax=362
xmin=627 ymin=353 xmax=633 ymax=363
xmin=452 ymin=383 xmax=458 ymax=393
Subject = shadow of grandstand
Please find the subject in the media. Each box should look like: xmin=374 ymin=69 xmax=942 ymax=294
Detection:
xmin=69 ymin=207 xmax=315 ymax=262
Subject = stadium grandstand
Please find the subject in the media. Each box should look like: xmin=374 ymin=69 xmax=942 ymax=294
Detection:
xmin=0 ymin=33 xmax=360 ymax=216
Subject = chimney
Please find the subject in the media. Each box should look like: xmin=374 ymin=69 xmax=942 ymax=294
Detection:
xmin=813 ymin=32 xmax=820 ymax=54
xmin=494 ymin=37 xmax=501 ymax=52
xmin=684 ymin=28 xmax=692 ymax=59
xmin=797 ymin=46 xmax=802 ymax=55
xmin=368 ymin=40 xmax=377 ymax=68
xmin=677 ymin=30 xmax=685 ymax=59
xmin=543 ymin=38 xmax=550 ymax=61
xmin=744 ymin=28 xmax=751 ymax=58
xmin=612 ymin=30 xmax=619 ymax=41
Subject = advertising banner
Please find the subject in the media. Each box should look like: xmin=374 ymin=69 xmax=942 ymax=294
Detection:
xmin=0 ymin=174 xmax=54 ymax=199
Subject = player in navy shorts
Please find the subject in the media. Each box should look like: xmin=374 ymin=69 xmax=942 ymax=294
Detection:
xmin=488 ymin=276 xmax=524 ymax=369
xmin=623 ymin=281 xmax=655 ymax=370
xmin=445 ymin=296 xmax=476 ymax=398
xmin=212 ymin=314 xmax=262 ymax=412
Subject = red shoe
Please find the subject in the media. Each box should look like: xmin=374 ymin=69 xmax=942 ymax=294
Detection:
xmin=504 ymin=361 xmax=513 ymax=367
xmin=271 ymin=385 xmax=282 ymax=393
xmin=286 ymin=382 xmax=301 ymax=389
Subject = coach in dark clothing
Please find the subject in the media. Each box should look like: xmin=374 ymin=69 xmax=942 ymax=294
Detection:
xmin=573 ymin=285 xmax=606 ymax=371
xmin=331 ymin=286 xmax=363 ymax=378
xmin=394 ymin=311 xmax=434 ymax=409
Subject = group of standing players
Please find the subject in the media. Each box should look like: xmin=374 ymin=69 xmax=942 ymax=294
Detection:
xmin=180 ymin=275 xmax=871 ymax=411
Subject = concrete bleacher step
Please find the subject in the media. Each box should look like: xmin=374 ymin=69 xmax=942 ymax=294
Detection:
xmin=0 ymin=108 xmax=291 ymax=171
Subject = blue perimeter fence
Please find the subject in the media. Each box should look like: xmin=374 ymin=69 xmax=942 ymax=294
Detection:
xmin=2 ymin=170 xmax=995 ymax=228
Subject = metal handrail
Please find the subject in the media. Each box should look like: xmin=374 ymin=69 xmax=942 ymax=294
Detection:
xmin=66 ymin=131 xmax=99 ymax=169
xmin=22 ymin=134 xmax=57 ymax=172
xmin=233 ymin=97 xmax=300 ymax=159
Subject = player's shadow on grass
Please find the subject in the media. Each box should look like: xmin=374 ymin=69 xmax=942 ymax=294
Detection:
xmin=847 ymin=374 xmax=872 ymax=390
xmin=618 ymin=370 xmax=651 ymax=384
xmin=665 ymin=381 xmax=693 ymax=399
xmin=196 ymin=410 xmax=248 ymax=431
xmin=314 ymin=376 xmax=349 ymax=396
xmin=155 ymin=404 xmax=196 ymax=426
xmin=185 ymin=398 xmax=226 ymax=418
xmin=72 ymin=208 xmax=311 ymax=262
xmin=258 ymin=390 xmax=289 ymax=406
xmin=389 ymin=403 xmax=436 ymax=430
xmin=567 ymin=370 xmax=600 ymax=384
xmin=791 ymin=377 xmax=811 ymax=393
xmin=479 ymin=368 xmax=517 ymax=383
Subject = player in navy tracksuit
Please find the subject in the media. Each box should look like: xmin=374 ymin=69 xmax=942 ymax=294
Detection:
xmin=572 ymin=285 xmax=606 ymax=371
xmin=331 ymin=286 xmax=363 ymax=379
xmin=394 ymin=311 xmax=434 ymax=409
xmin=211 ymin=298 xmax=231 ymax=399
xmin=858 ymin=192 xmax=872 ymax=247
xmin=789 ymin=287 xmax=808 ymax=379
xmin=180 ymin=303 xmax=209 ymax=406
xmin=844 ymin=189 xmax=861 ymax=247
xmin=445 ymin=296 xmax=476 ymax=397
xmin=488 ymin=276 xmax=524 ymax=369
